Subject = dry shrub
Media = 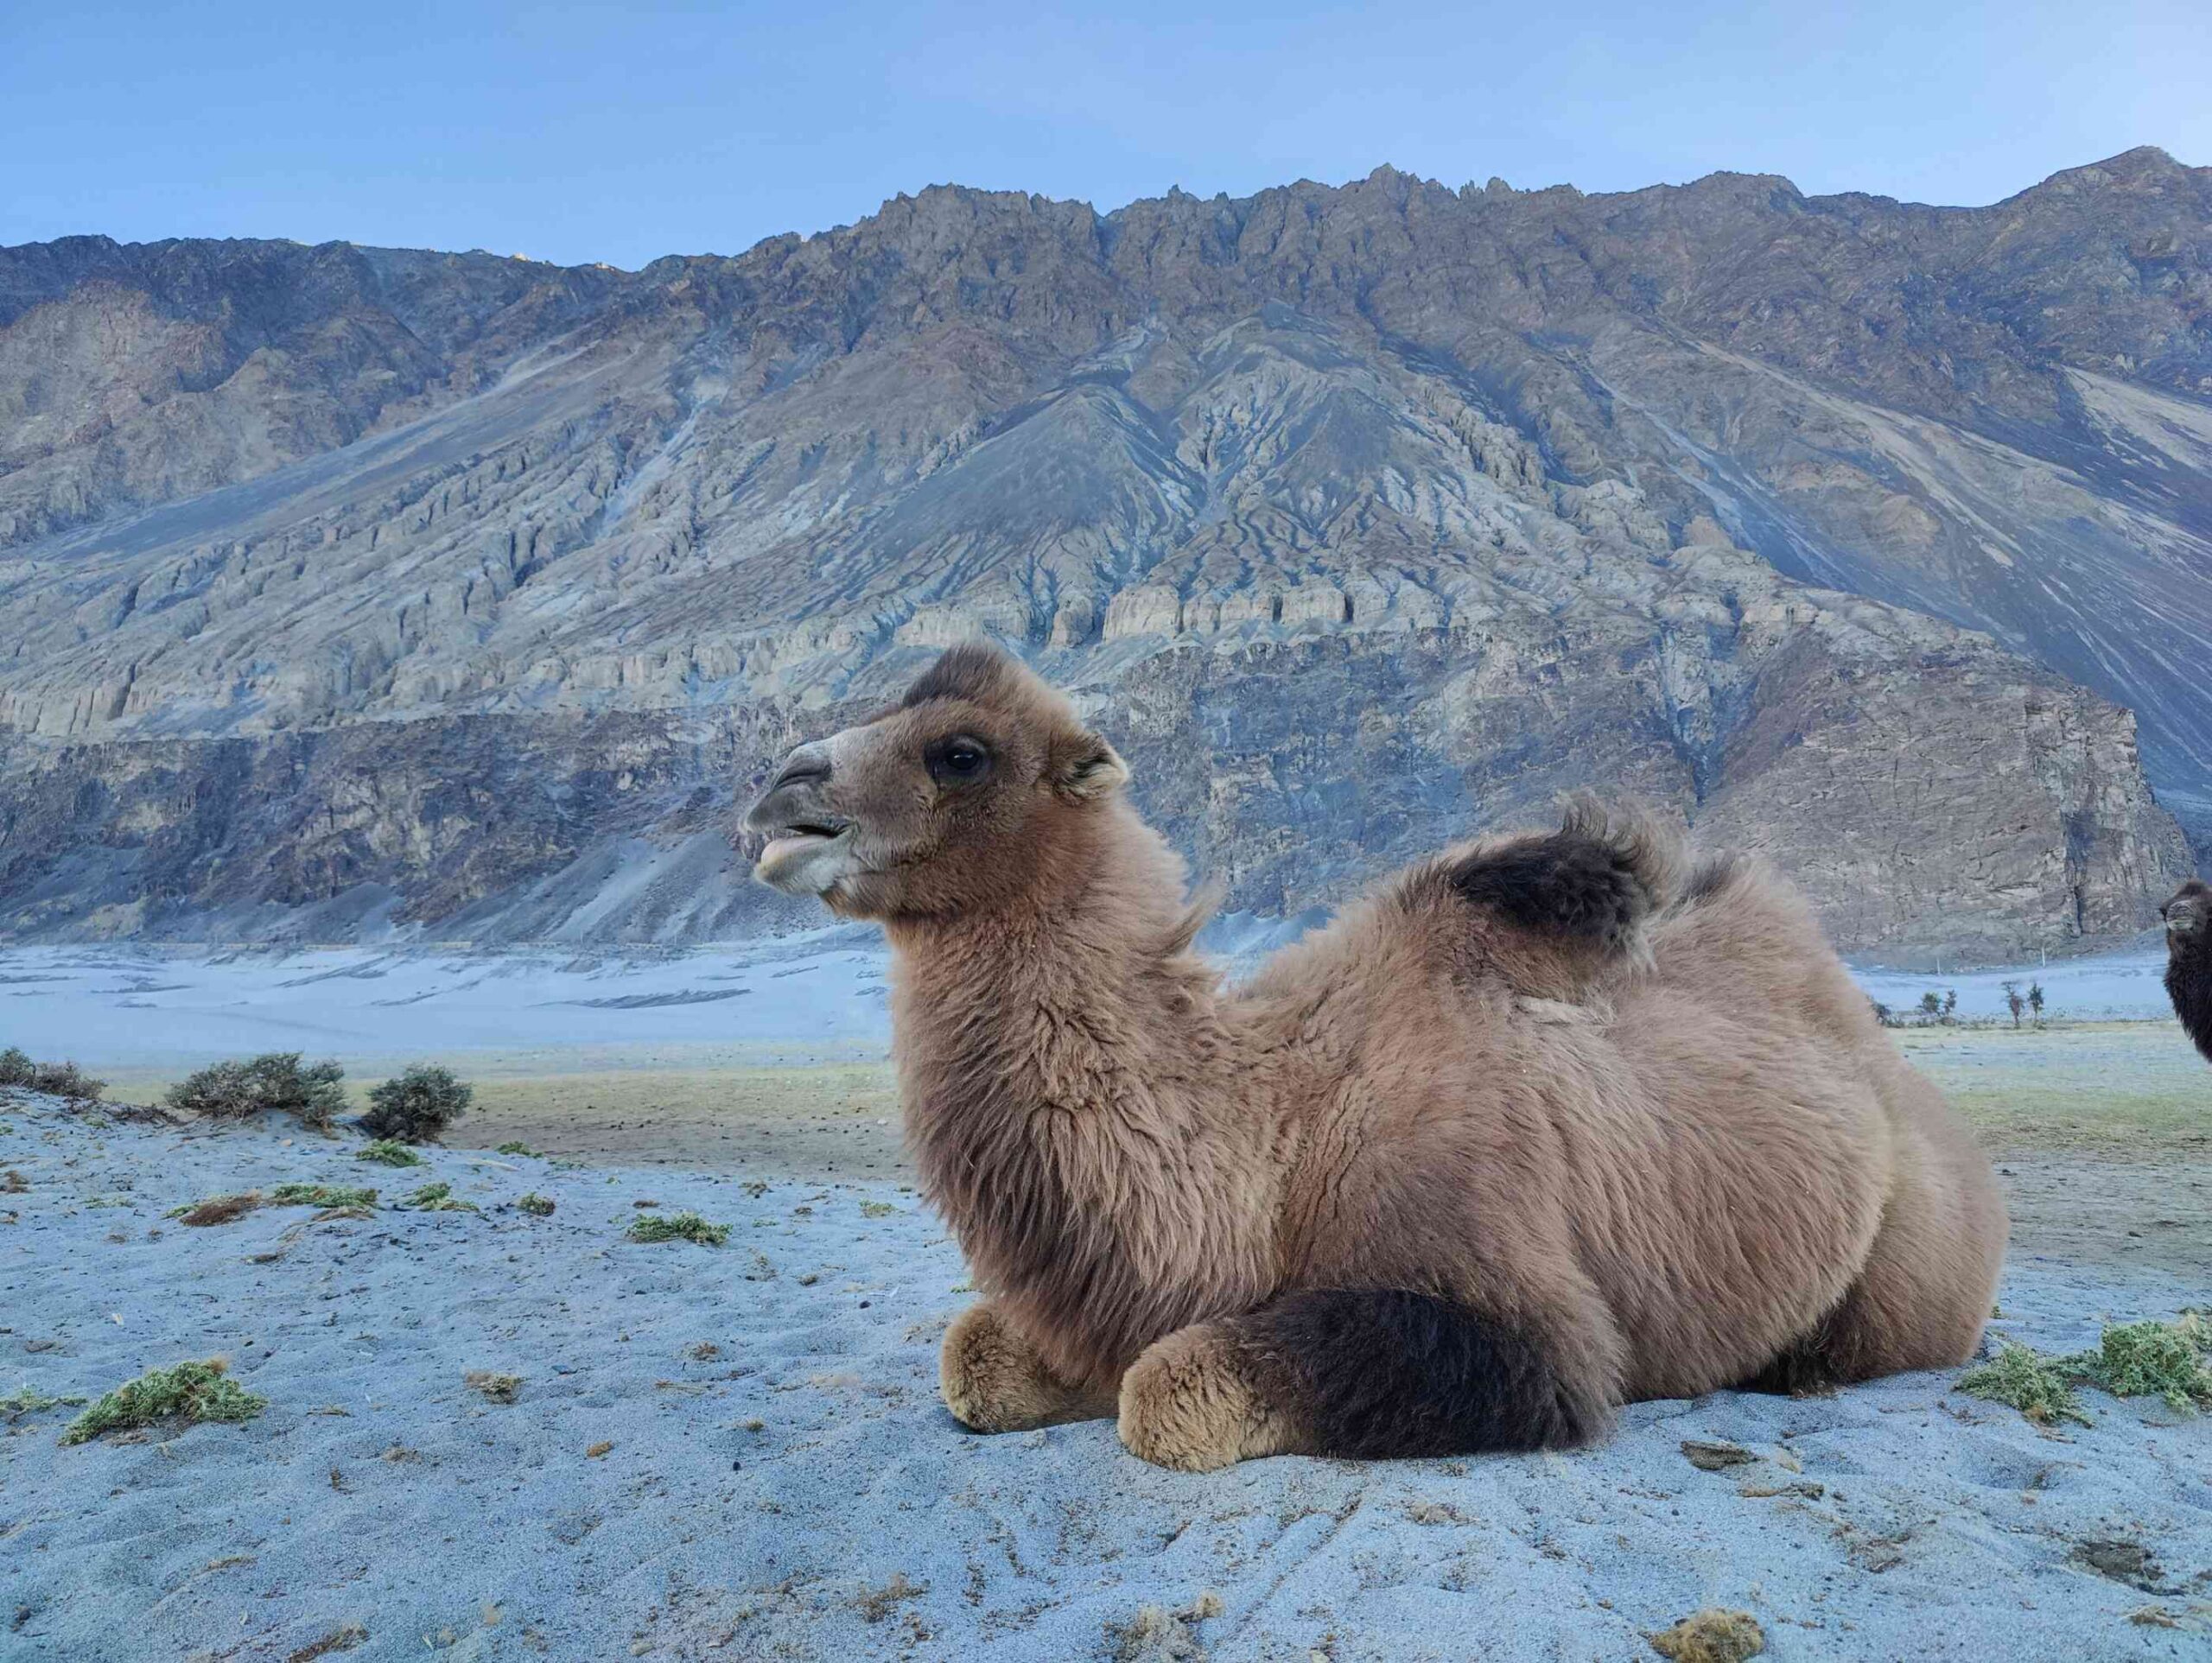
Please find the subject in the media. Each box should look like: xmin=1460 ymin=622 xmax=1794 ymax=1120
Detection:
xmin=168 ymin=1053 xmax=345 ymax=1129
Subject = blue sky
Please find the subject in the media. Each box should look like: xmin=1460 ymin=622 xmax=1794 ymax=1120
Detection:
xmin=5 ymin=2 xmax=2207 ymax=269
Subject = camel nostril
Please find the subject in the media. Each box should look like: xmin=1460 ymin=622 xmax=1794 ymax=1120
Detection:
xmin=772 ymin=759 xmax=830 ymax=793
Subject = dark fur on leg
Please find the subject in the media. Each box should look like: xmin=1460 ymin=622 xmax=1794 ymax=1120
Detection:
xmin=1239 ymin=1289 xmax=1595 ymax=1458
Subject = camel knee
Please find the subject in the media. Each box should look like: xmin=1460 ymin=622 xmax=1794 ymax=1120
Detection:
xmin=940 ymin=1304 xmax=1107 ymax=1432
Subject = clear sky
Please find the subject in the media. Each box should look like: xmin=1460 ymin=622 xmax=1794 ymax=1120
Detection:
xmin=5 ymin=2 xmax=2207 ymax=270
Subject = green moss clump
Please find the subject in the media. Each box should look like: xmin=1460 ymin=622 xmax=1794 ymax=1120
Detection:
xmin=353 ymin=1139 xmax=426 ymax=1168
xmin=1958 ymin=1342 xmax=2090 ymax=1425
xmin=1 ymin=1383 xmax=87 ymax=1421
xmin=626 ymin=1211 xmax=729 ymax=1246
xmin=516 ymin=1192 xmax=556 ymax=1216
xmin=269 ymin=1183 xmax=378 ymax=1209
xmin=2069 ymin=1314 xmax=2212 ymax=1412
xmin=1960 ymin=1315 xmax=2212 ymax=1425
xmin=60 ymin=1359 xmax=266 ymax=1445
xmin=398 ymin=1181 xmax=478 ymax=1212
xmin=496 ymin=1141 xmax=539 ymax=1157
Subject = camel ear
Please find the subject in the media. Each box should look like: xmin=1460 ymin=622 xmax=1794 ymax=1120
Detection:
xmin=1053 ymin=732 xmax=1129 ymax=800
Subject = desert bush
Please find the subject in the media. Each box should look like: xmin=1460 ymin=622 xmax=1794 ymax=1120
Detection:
xmin=516 ymin=1192 xmax=556 ymax=1216
xmin=167 ymin=1053 xmax=345 ymax=1128
xmin=0 ymin=1047 xmax=105 ymax=1101
xmin=354 ymin=1139 xmax=426 ymax=1168
xmin=60 ymin=1358 xmax=265 ymax=1444
xmin=359 ymin=1064 xmax=472 ymax=1143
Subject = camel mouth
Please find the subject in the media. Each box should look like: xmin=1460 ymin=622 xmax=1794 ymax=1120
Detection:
xmin=753 ymin=822 xmax=859 ymax=894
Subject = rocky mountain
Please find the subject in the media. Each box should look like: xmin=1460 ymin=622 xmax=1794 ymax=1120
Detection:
xmin=1 ymin=148 xmax=2206 ymax=959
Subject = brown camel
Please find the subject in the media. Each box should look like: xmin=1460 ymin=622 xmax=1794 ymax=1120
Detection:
xmin=745 ymin=644 xmax=2007 ymax=1470
xmin=2165 ymin=879 xmax=2212 ymax=1063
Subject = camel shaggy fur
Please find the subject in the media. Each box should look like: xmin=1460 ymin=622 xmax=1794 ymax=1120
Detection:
xmin=745 ymin=644 xmax=2007 ymax=1469
xmin=2165 ymin=879 xmax=2212 ymax=1063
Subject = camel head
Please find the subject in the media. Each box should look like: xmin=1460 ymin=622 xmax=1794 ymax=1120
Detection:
xmin=743 ymin=642 xmax=1129 ymax=919
xmin=2165 ymin=879 xmax=2210 ymax=946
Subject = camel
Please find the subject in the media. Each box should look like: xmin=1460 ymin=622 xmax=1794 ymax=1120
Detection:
xmin=744 ymin=644 xmax=2008 ymax=1470
xmin=2166 ymin=879 xmax=2212 ymax=1063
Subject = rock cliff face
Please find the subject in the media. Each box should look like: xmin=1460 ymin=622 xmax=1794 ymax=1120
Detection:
xmin=1 ymin=150 xmax=2205 ymax=957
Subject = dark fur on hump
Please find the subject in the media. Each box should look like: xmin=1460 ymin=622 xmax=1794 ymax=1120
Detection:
xmin=1237 ymin=1290 xmax=1592 ymax=1457
xmin=1434 ymin=797 xmax=1685 ymax=955
xmin=2167 ymin=879 xmax=2212 ymax=1063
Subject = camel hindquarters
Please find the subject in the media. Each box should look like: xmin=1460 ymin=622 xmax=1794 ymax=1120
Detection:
xmin=1748 ymin=1109 xmax=2005 ymax=1390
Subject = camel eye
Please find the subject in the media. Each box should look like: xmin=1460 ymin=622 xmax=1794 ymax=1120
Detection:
xmin=925 ymin=735 xmax=991 ymax=785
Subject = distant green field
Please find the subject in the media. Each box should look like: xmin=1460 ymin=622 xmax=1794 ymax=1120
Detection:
xmin=98 ymin=1021 xmax=2203 ymax=1167
xmin=1897 ymin=1022 xmax=2208 ymax=1152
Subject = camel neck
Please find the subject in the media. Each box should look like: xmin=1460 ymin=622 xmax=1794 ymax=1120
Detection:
xmin=880 ymin=812 xmax=1277 ymax=1382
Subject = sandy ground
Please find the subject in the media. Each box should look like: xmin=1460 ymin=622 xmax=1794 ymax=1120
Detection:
xmin=3 ymin=942 xmax=2209 ymax=1659
xmin=2 ymin=1090 xmax=2209 ymax=1663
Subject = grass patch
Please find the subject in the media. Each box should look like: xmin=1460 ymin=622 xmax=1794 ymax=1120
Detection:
xmin=495 ymin=1141 xmax=539 ymax=1157
xmin=269 ymin=1183 xmax=378 ymax=1209
xmin=1 ymin=1383 xmax=88 ymax=1421
xmin=353 ymin=1139 xmax=426 ymax=1168
xmin=168 ymin=1191 xmax=264 ymax=1227
xmin=626 ymin=1211 xmax=729 ymax=1246
xmin=397 ymin=1181 xmax=478 ymax=1212
xmin=2070 ymin=1313 xmax=2212 ymax=1411
xmin=516 ymin=1191 xmax=556 ymax=1216
xmin=1959 ymin=1315 xmax=2212 ymax=1424
xmin=1958 ymin=1342 xmax=2090 ymax=1425
xmin=60 ymin=1358 xmax=266 ymax=1444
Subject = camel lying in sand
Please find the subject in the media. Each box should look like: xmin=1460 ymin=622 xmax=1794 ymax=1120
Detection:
xmin=745 ymin=644 xmax=2007 ymax=1470
xmin=2166 ymin=880 xmax=2212 ymax=1063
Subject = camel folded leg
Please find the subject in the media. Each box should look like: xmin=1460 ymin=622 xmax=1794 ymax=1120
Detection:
xmin=1116 ymin=1291 xmax=1605 ymax=1472
xmin=939 ymin=1303 xmax=1116 ymax=1431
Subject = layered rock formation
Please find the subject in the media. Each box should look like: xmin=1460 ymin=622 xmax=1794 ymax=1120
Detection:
xmin=2 ymin=149 xmax=2205 ymax=956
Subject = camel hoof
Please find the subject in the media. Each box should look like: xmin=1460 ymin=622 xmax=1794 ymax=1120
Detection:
xmin=1116 ymin=1326 xmax=1287 ymax=1472
xmin=939 ymin=1304 xmax=1065 ymax=1432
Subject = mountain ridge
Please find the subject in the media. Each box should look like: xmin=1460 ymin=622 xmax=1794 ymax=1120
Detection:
xmin=1 ymin=149 xmax=2204 ymax=956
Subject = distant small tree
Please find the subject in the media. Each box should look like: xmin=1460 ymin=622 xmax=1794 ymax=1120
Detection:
xmin=2003 ymin=981 xmax=2024 ymax=1030
xmin=1918 ymin=992 xmax=1943 ymax=1025
xmin=1942 ymin=990 xmax=1958 ymax=1025
xmin=1869 ymin=999 xmax=1894 ymax=1029
xmin=2027 ymin=981 xmax=2045 ymax=1027
xmin=359 ymin=1064 xmax=472 ymax=1144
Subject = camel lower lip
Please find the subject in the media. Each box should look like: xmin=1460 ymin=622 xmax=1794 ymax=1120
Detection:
xmin=760 ymin=830 xmax=840 ymax=861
